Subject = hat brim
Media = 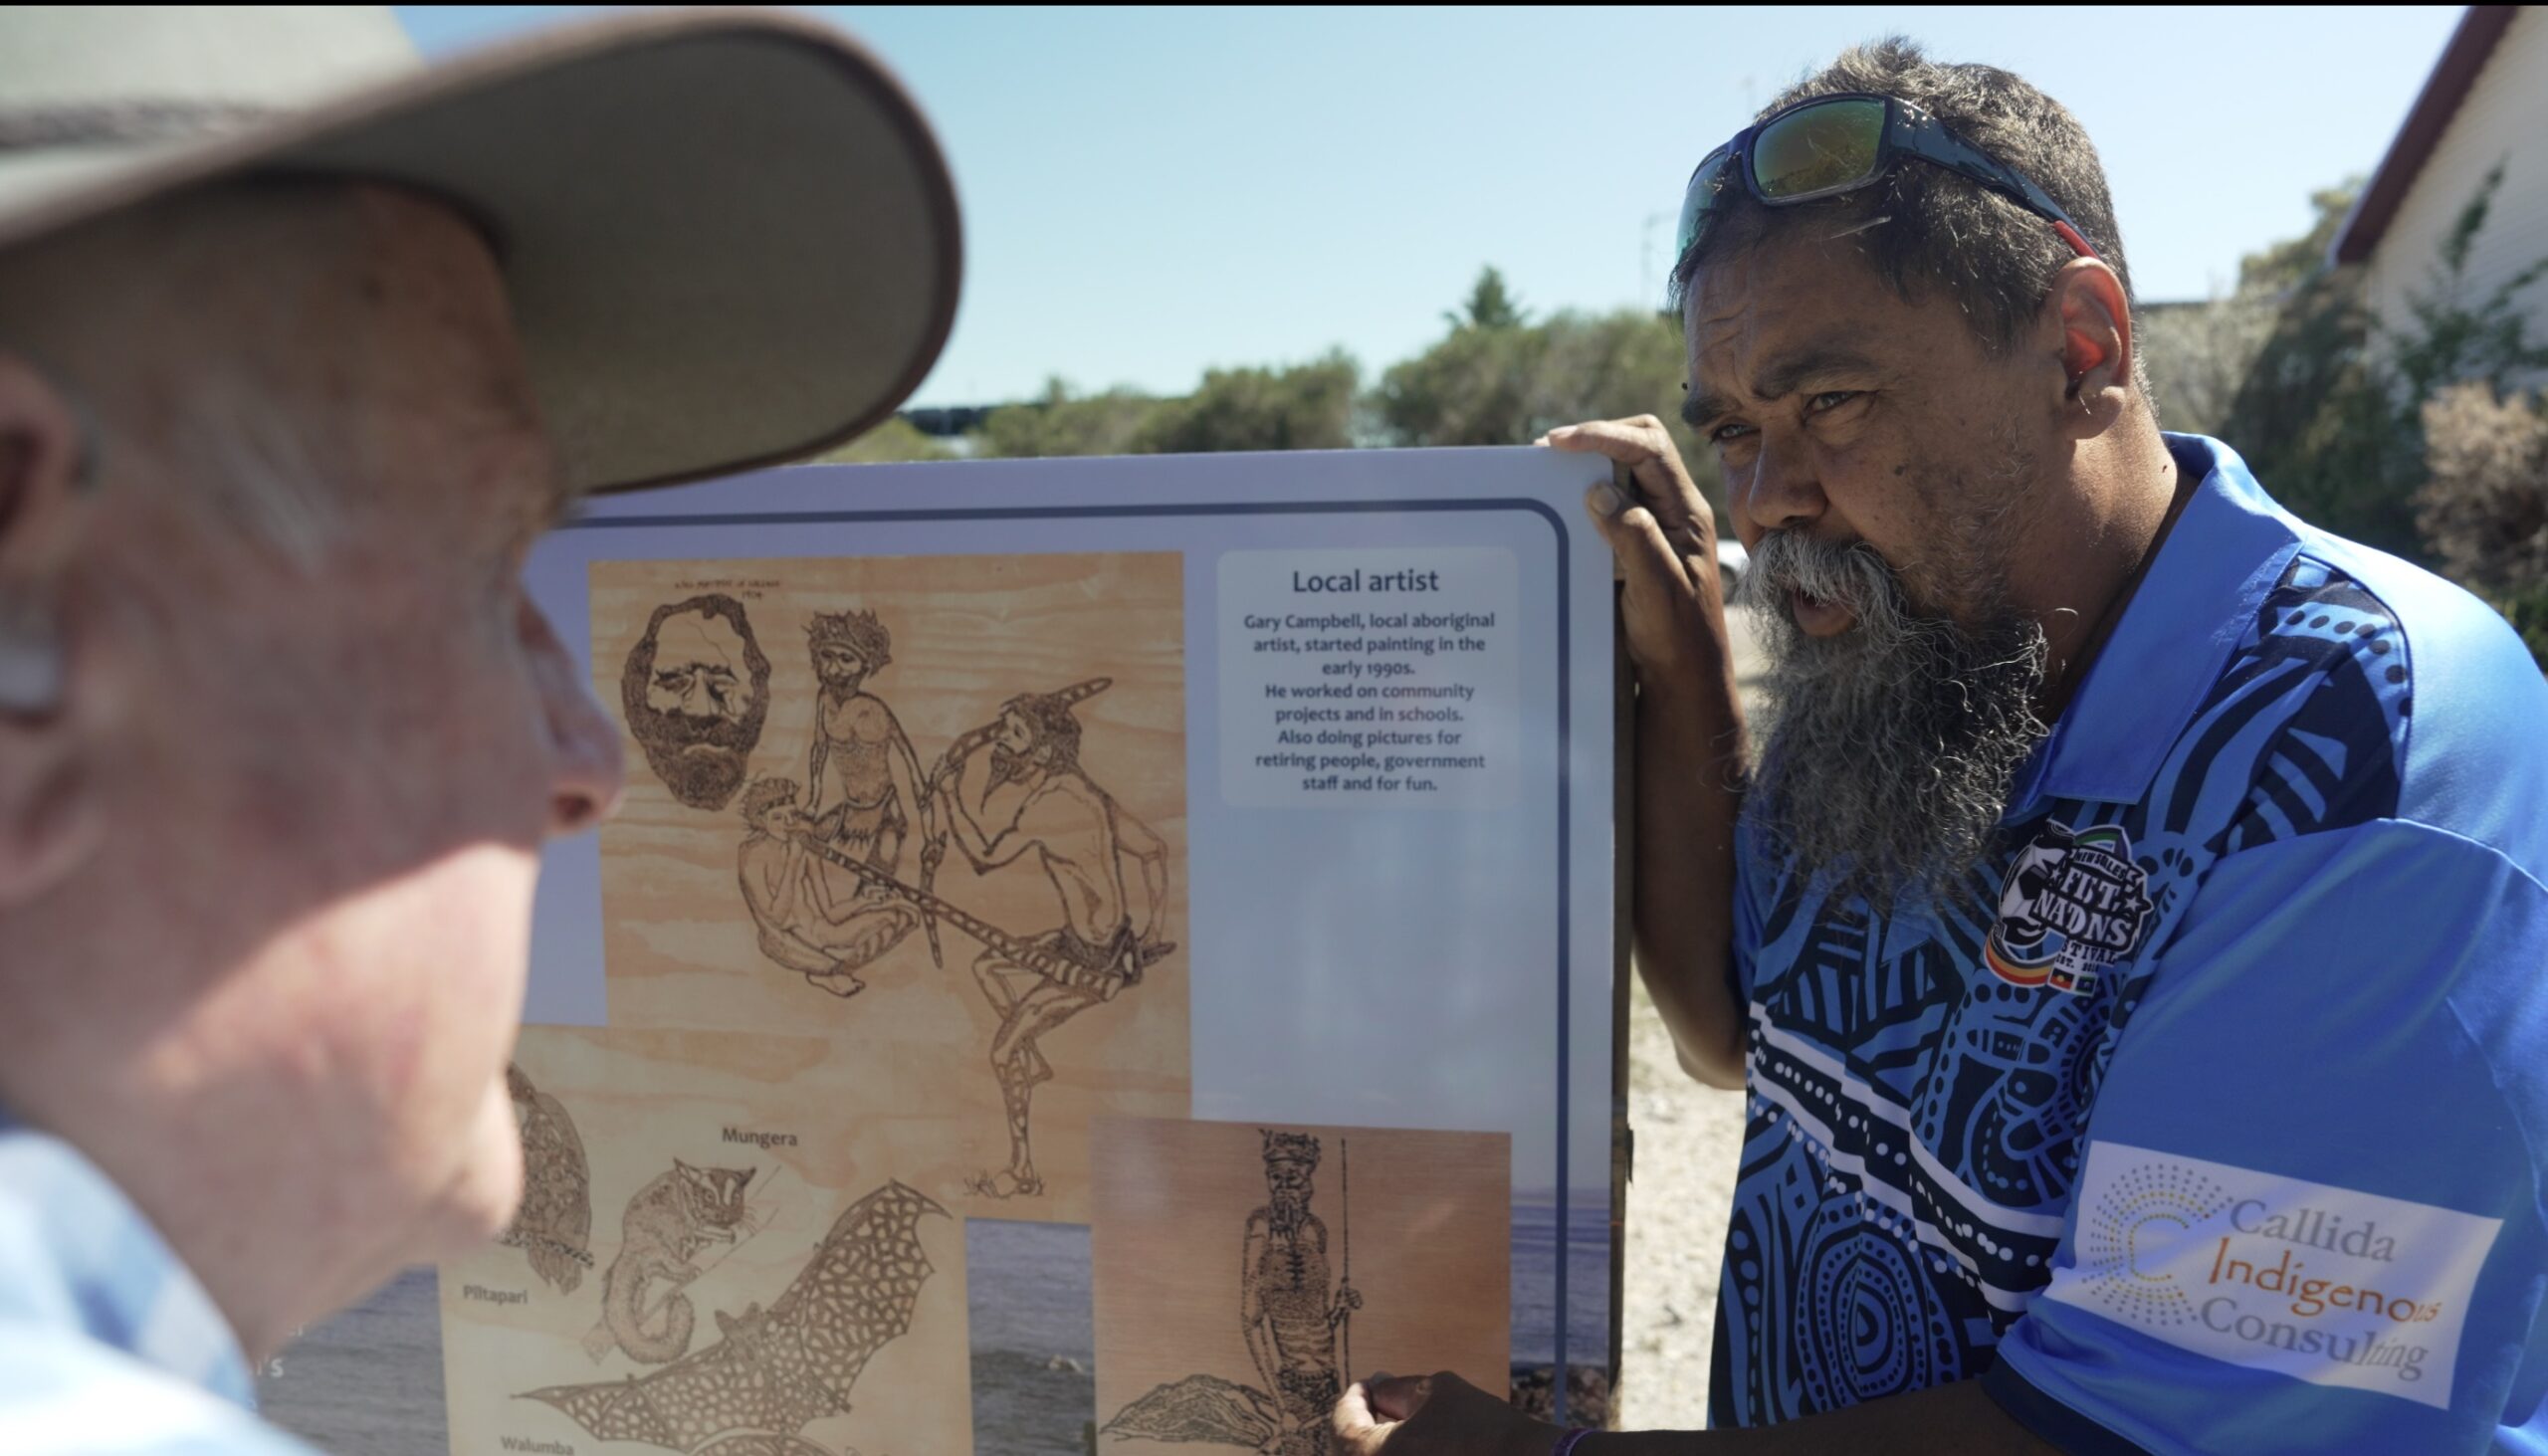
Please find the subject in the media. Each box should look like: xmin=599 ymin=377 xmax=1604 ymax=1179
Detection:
xmin=0 ymin=9 xmax=961 ymax=495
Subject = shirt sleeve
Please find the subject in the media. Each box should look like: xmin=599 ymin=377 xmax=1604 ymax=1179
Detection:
xmin=1984 ymin=819 xmax=2548 ymax=1455
xmin=0 ymin=1324 xmax=322 ymax=1456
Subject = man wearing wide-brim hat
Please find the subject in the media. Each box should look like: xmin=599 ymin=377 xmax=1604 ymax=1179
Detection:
xmin=0 ymin=8 xmax=959 ymax=1448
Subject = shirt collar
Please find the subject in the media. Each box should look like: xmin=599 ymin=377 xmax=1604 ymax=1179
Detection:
xmin=0 ymin=1106 xmax=259 ymax=1407
xmin=2021 ymin=433 xmax=2304 ymax=806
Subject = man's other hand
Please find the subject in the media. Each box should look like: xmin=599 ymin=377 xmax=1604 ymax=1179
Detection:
xmin=1332 ymin=1371 xmax=1559 ymax=1456
xmin=1544 ymin=415 xmax=1732 ymax=687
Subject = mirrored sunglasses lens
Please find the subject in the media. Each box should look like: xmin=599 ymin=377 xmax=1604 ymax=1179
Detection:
xmin=1675 ymin=151 xmax=1732 ymax=259
xmin=1752 ymin=98 xmax=1885 ymax=199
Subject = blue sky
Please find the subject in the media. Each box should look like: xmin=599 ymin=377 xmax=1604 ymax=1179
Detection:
xmin=399 ymin=6 xmax=2462 ymax=409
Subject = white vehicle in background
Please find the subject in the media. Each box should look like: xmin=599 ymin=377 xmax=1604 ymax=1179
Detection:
xmin=1717 ymin=537 xmax=1750 ymax=597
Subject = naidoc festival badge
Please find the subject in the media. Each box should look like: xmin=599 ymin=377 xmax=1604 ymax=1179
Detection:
xmin=1986 ymin=821 xmax=2154 ymax=994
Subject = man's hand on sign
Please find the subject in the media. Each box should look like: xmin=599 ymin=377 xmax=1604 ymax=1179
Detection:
xmin=1331 ymin=1371 xmax=1559 ymax=1456
xmin=1545 ymin=415 xmax=1733 ymax=688
xmin=1545 ymin=414 xmax=1751 ymax=1090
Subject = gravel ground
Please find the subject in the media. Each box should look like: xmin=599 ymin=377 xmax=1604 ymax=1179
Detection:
xmin=1613 ymin=604 xmax=1767 ymax=1430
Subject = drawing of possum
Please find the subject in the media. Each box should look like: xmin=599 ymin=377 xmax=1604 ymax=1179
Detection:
xmin=583 ymin=1160 xmax=757 ymax=1365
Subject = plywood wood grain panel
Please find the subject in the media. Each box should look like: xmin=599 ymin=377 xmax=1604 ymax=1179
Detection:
xmin=1092 ymin=1118 xmax=1509 ymax=1454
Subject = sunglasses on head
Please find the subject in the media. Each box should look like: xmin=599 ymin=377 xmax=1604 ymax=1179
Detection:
xmin=1673 ymin=93 xmax=2099 ymax=286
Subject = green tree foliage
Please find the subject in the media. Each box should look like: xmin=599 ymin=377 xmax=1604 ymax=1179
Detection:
xmin=896 ymin=268 xmax=1721 ymax=510
xmin=1447 ymin=265 xmax=1529 ymax=331
xmin=2386 ymin=162 xmax=2548 ymax=408
xmin=2414 ymin=381 xmax=2548 ymax=671
xmin=2215 ymin=184 xmax=2420 ymax=554
xmin=969 ymin=356 xmax=1361 ymax=459
xmin=974 ymin=377 xmax=1168 ymax=459
xmin=1141 ymin=350 xmax=1360 ymax=454
xmin=1376 ymin=295 xmax=1724 ymax=512
xmin=2138 ymin=182 xmax=2365 ymax=439
xmin=2224 ymin=165 xmax=2548 ymax=562
xmin=2138 ymin=298 xmax=2276 ymax=438
xmin=816 ymin=415 xmax=956 ymax=464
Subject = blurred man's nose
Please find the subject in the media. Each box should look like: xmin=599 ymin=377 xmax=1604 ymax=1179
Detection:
xmin=1737 ymin=429 xmax=1827 ymax=541
xmin=548 ymin=693 xmax=626 ymax=836
xmin=522 ymin=600 xmax=625 ymax=836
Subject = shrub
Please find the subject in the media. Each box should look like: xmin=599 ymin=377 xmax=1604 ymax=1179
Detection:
xmin=2414 ymin=382 xmax=2548 ymax=672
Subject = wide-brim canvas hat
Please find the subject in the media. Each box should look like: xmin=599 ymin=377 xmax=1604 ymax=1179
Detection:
xmin=0 ymin=6 xmax=961 ymax=494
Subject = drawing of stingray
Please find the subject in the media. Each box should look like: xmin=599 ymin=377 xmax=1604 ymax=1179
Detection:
xmin=519 ymin=1181 xmax=946 ymax=1456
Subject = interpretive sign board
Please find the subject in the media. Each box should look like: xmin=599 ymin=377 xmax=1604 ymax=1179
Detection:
xmin=258 ymin=446 xmax=1621 ymax=1455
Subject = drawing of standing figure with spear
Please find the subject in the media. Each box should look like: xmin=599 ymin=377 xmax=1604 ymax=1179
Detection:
xmin=1101 ymin=1132 xmax=1367 ymax=1455
xmin=1243 ymin=1132 xmax=1363 ymax=1456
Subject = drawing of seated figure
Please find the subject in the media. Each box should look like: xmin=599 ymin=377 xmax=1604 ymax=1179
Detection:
xmin=737 ymin=776 xmax=917 ymax=998
xmin=1244 ymin=1133 xmax=1361 ymax=1456
xmin=805 ymin=610 xmax=935 ymax=921
xmin=944 ymin=689 xmax=1171 ymax=1198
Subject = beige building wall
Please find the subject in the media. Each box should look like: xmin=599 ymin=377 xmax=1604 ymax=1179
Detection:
xmin=2362 ymin=5 xmax=2548 ymax=386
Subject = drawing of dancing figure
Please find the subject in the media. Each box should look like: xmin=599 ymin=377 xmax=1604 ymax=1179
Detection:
xmin=1245 ymin=1132 xmax=1362 ymax=1456
xmin=738 ymin=777 xmax=917 ymax=997
xmin=805 ymin=609 xmax=936 ymax=938
xmin=943 ymin=687 xmax=1172 ymax=1198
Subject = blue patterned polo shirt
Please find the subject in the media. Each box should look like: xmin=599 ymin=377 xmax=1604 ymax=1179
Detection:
xmin=1711 ymin=434 xmax=2548 ymax=1454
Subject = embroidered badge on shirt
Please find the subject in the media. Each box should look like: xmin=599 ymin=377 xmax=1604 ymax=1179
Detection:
xmin=1985 ymin=822 xmax=2154 ymax=994
xmin=2044 ymin=1142 xmax=2502 ymax=1408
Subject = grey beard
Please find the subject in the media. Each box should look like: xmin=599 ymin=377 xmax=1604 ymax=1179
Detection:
xmin=1744 ymin=530 xmax=2049 ymax=914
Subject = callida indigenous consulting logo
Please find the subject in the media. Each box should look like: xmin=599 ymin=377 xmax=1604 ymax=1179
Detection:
xmin=1986 ymin=821 xmax=2153 ymax=994
xmin=2046 ymin=1143 xmax=2502 ymax=1407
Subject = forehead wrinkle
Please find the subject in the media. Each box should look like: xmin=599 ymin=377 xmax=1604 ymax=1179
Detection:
xmin=1685 ymin=326 xmax=1885 ymax=430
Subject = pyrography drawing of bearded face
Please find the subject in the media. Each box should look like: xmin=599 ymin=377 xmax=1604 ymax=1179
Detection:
xmin=620 ymin=594 xmax=771 ymax=811
xmin=987 ymin=707 xmax=1044 ymax=791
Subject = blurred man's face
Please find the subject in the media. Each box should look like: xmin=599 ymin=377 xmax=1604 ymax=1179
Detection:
xmin=1686 ymin=229 xmax=2054 ymax=905
xmin=93 ymin=188 xmax=623 ymax=1331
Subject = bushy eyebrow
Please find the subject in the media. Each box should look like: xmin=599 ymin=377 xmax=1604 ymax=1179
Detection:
xmin=1683 ymin=334 xmax=1883 ymax=432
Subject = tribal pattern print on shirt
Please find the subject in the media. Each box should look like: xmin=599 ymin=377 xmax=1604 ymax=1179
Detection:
xmin=1709 ymin=555 xmax=2414 ymax=1426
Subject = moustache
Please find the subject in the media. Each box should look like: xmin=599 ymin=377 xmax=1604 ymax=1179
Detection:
xmin=628 ymin=697 xmax=761 ymax=752
xmin=987 ymin=744 xmax=1027 ymax=788
xmin=1743 ymin=530 xmax=1909 ymax=622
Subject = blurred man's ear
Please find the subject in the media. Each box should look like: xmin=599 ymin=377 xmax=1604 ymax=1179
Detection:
xmin=0 ymin=353 xmax=105 ymax=904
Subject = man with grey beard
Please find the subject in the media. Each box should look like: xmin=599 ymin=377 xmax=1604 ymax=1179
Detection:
xmin=1741 ymin=517 xmax=2052 ymax=912
xmin=1338 ymin=36 xmax=2548 ymax=1456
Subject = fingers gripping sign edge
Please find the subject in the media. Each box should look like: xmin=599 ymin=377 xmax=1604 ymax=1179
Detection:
xmin=1332 ymin=1374 xmax=1397 ymax=1453
xmin=1547 ymin=415 xmax=1713 ymax=539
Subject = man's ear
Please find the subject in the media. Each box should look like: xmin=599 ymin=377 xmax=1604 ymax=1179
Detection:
xmin=2046 ymin=258 xmax=2134 ymax=440
xmin=0 ymin=353 xmax=106 ymax=906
